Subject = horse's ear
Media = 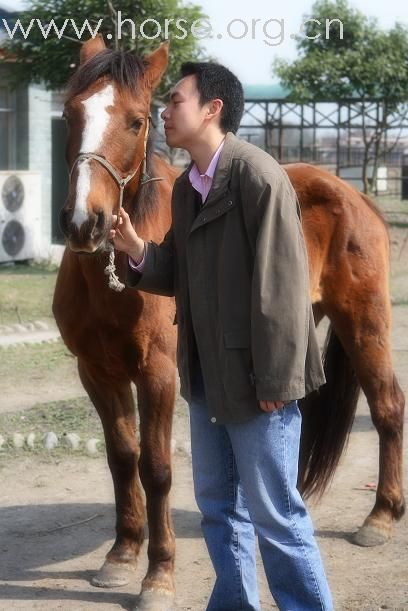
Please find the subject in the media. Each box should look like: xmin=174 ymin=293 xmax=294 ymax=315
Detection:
xmin=80 ymin=34 xmax=106 ymax=65
xmin=144 ymin=41 xmax=169 ymax=90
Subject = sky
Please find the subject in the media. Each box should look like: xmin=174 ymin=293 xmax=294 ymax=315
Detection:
xmin=5 ymin=0 xmax=407 ymax=86
xmin=193 ymin=0 xmax=407 ymax=84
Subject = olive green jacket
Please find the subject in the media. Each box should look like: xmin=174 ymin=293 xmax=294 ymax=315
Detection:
xmin=127 ymin=132 xmax=326 ymax=423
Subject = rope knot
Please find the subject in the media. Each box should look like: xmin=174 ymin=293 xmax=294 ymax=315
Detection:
xmin=104 ymin=243 xmax=125 ymax=292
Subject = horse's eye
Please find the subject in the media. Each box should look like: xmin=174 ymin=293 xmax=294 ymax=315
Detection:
xmin=130 ymin=119 xmax=143 ymax=132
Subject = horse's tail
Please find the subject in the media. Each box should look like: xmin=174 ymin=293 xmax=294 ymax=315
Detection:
xmin=298 ymin=325 xmax=361 ymax=499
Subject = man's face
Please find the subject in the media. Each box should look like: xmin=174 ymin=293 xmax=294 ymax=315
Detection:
xmin=161 ymin=74 xmax=209 ymax=149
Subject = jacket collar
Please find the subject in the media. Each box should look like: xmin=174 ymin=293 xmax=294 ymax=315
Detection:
xmin=177 ymin=132 xmax=239 ymax=206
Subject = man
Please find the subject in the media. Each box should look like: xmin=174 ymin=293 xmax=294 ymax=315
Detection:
xmin=110 ymin=62 xmax=333 ymax=611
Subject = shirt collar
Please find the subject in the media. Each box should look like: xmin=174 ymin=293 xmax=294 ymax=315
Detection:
xmin=188 ymin=138 xmax=226 ymax=186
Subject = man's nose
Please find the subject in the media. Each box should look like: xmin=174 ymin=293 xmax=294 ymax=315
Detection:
xmin=161 ymin=107 xmax=169 ymax=120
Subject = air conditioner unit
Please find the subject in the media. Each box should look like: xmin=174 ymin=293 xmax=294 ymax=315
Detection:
xmin=0 ymin=172 xmax=42 ymax=262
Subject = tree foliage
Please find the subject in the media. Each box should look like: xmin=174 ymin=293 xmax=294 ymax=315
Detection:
xmin=274 ymin=0 xmax=408 ymax=106
xmin=1 ymin=0 xmax=207 ymax=97
xmin=273 ymin=0 xmax=408 ymax=193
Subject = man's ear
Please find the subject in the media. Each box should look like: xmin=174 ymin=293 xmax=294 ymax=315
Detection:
xmin=80 ymin=34 xmax=106 ymax=65
xmin=207 ymin=99 xmax=224 ymax=121
xmin=144 ymin=41 xmax=170 ymax=90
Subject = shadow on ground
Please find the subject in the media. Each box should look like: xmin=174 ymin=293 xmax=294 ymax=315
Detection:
xmin=0 ymin=502 xmax=201 ymax=609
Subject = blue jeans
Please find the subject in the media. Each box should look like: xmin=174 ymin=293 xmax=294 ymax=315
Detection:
xmin=189 ymin=394 xmax=333 ymax=611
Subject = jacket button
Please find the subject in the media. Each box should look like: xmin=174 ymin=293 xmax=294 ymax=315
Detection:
xmin=210 ymin=416 xmax=217 ymax=423
xmin=227 ymin=200 xmax=233 ymax=206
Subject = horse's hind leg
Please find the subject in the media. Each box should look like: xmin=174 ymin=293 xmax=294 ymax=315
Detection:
xmin=77 ymin=359 xmax=145 ymax=587
xmin=133 ymin=343 xmax=176 ymax=611
xmin=353 ymin=359 xmax=405 ymax=546
xmin=327 ymin=300 xmax=405 ymax=546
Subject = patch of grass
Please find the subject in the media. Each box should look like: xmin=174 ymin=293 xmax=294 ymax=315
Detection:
xmin=0 ymin=396 xmax=98 ymax=434
xmin=0 ymin=261 xmax=59 ymax=275
xmin=0 ymin=338 xmax=74 ymax=379
xmin=0 ymin=397 xmax=105 ymax=464
xmin=0 ymin=262 xmax=58 ymax=325
xmin=387 ymin=221 xmax=408 ymax=229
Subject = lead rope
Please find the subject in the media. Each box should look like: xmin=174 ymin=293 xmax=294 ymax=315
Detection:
xmin=104 ymin=163 xmax=142 ymax=293
xmin=104 ymin=242 xmax=125 ymax=291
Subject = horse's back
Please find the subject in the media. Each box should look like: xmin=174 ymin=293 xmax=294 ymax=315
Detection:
xmin=284 ymin=162 xmax=388 ymax=236
xmin=282 ymin=162 xmax=390 ymax=304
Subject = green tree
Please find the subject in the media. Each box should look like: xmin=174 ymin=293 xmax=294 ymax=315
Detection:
xmin=274 ymin=0 xmax=408 ymax=193
xmin=1 ymin=0 xmax=207 ymax=98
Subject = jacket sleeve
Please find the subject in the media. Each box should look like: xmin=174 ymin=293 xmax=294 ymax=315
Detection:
xmin=250 ymin=172 xmax=312 ymax=402
xmin=126 ymin=225 xmax=175 ymax=297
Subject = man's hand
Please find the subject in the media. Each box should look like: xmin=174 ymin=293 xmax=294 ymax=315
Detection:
xmin=259 ymin=400 xmax=285 ymax=412
xmin=108 ymin=209 xmax=145 ymax=262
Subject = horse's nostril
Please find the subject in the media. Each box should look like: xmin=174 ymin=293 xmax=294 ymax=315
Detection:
xmin=89 ymin=210 xmax=105 ymax=240
xmin=96 ymin=210 xmax=105 ymax=231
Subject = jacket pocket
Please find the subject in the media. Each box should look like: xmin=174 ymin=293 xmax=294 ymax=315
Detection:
xmin=222 ymin=330 xmax=254 ymax=401
xmin=223 ymin=329 xmax=250 ymax=349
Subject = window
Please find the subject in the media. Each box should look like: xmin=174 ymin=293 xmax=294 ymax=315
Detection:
xmin=0 ymin=86 xmax=14 ymax=170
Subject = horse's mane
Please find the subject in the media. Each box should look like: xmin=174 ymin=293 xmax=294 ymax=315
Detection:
xmin=65 ymin=49 xmax=160 ymax=224
xmin=66 ymin=49 xmax=149 ymax=99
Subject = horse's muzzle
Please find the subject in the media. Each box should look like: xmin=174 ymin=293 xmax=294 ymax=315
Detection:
xmin=59 ymin=206 xmax=107 ymax=253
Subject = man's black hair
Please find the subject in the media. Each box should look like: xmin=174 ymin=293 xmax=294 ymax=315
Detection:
xmin=180 ymin=62 xmax=244 ymax=134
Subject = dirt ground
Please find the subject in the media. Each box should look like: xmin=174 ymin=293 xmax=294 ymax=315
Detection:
xmin=0 ymin=396 xmax=407 ymax=611
xmin=0 ymin=226 xmax=407 ymax=610
xmin=0 ymin=306 xmax=407 ymax=611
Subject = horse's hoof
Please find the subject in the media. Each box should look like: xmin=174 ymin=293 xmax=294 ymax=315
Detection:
xmin=353 ymin=523 xmax=391 ymax=547
xmin=91 ymin=559 xmax=137 ymax=588
xmin=132 ymin=589 xmax=176 ymax=611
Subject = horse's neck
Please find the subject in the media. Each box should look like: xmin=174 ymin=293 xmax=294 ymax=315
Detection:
xmin=129 ymin=155 xmax=176 ymax=242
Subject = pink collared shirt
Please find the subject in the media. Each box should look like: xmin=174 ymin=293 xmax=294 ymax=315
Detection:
xmin=129 ymin=138 xmax=226 ymax=271
xmin=188 ymin=138 xmax=225 ymax=203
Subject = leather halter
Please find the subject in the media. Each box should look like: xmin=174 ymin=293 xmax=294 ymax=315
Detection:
xmin=69 ymin=114 xmax=163 ymax=227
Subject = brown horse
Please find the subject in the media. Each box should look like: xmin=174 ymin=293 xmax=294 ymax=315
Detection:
xmin=291 ymin=167 xmax=405 ymax=547
xmin=53 ymin=35 xmax=404 ymax=608
xmin=53 ymin=38 xmax=179 ymax=610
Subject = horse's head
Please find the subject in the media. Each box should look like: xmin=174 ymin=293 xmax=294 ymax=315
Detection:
xmin=60 ymin=35 xmax=168 ymax=254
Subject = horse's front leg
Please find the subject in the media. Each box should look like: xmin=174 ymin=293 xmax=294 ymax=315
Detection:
xmin=78 ymin=359 xmax=145 ymax=587
xmin=134 ymin=344 xmax=177 ymax=611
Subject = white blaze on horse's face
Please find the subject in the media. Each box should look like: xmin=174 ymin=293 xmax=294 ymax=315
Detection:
xmin=72 ymin=83 xmax=115 ymax=229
